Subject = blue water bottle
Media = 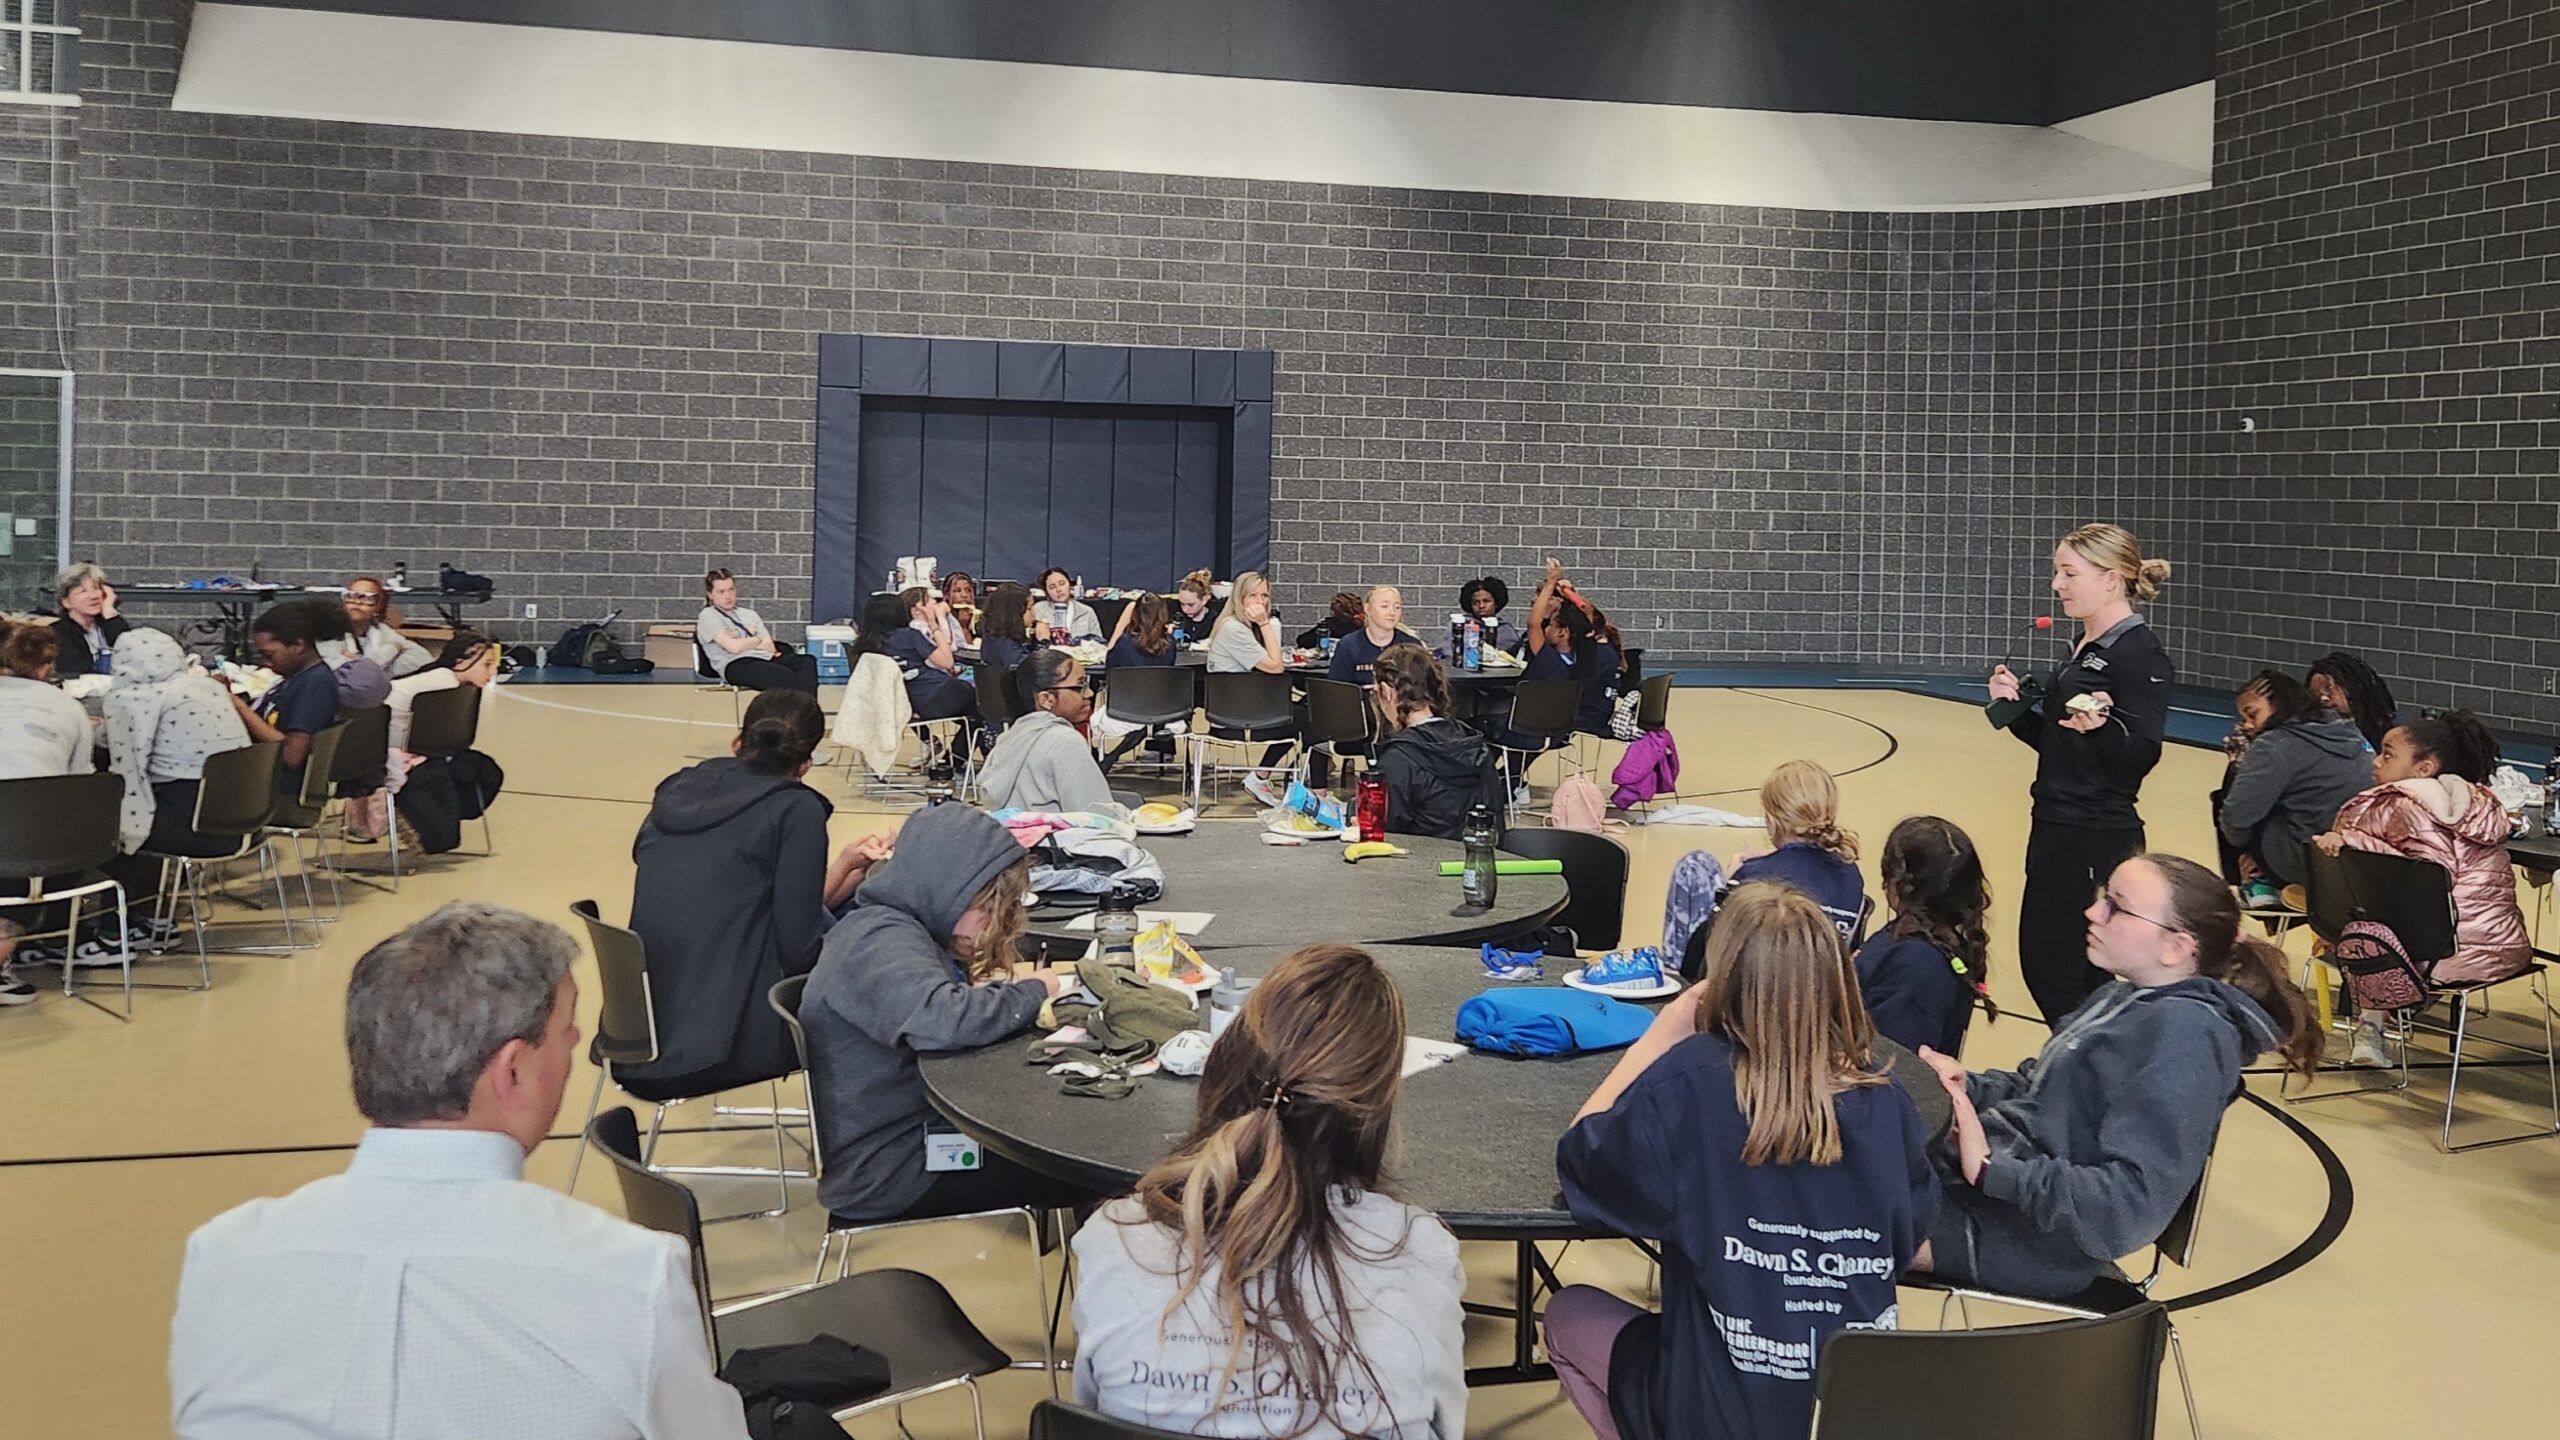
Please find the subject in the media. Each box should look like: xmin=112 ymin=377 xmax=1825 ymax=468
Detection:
xmin=1462 ymin=619 xmax=1482 ymax=672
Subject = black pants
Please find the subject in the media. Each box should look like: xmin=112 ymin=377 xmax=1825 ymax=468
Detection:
xmin=2020 ymin=820 xmax=2145 ymax=1024
xmin=727 ymin=648 xmax=821 ymax=694
xmin=833 ymin=1150 xmax=1102 ymax=1229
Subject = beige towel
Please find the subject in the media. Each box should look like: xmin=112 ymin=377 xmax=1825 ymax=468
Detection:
xmin=832 ymin=652 xmax=912 ymax=776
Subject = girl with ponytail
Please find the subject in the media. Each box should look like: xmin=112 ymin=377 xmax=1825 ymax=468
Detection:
xmin=1729 ymin=759 xmax=1870 ymax=944
xmin=623 ymin=690 xmax=893 ymax=1096
xmin=1916 ymin=852 xmax=2322 ymax=1302
xmin=1073 ymin=945 xmax=1467 ymax=1440
xmin=1549 ymin=884 xmax=1937 ymax=1440
xmin=2312 ymin=709 xmax=2529 ymax=1064
xmin=1856 ymin=815 xmax=1996 ymax=1057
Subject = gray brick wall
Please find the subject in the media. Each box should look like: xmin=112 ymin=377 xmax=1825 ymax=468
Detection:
xmin=73 ymin=0 xmax=855 ymax=637
xmin=53 ymin=0 xmax=2560 ymax=743
xmin=0 ymin=100 xmax=76 ymax=610
xmin=2177 ymin=0 xmax=2560 ymax=739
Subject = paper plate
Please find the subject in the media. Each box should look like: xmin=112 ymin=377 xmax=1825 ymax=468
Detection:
xmin=1563 ymin=968 xmax=1685 ymax=1000
xmin=1133 ymin=820 xmax=1197 ymax=836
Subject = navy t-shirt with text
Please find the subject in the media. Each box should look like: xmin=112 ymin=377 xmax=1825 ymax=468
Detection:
xmin=256 ymin=662 xmax=341 ymax=789
xmin=1557 ymin=1031 xmax=1936 ymax=1440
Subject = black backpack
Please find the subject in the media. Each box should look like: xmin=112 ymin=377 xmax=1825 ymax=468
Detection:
xmin=551 ymin=622 xmax=654 ymax=675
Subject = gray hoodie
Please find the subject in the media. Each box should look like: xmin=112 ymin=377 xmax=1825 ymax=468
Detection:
xmin=1931 ymin=976 xmax=2281 ymax=1299
xmin=2217 ymin=712 xmax=2374 ymax=884
xmin=800 ymin=802 xmax=1045 ymax=1220
xmin=977 ymin=709 xmax=1117 ymax=814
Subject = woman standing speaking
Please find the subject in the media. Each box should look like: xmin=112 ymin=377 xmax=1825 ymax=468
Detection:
xmin=1987 ymin=524 xmax=2175 ymax=1023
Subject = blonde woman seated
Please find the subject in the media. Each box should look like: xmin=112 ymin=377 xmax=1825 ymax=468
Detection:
xmin=1074 ymin=944 xmax=1467 ymax=1440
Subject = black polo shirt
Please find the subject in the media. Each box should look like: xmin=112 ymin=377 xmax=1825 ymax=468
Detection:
xmin=2006 ymin=613 xmax=2174 ymax=830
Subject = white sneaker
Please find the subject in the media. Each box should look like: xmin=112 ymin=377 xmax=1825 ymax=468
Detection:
xmin=2349 ymin=1022 xmax=2391 ymax=1069
xmin=1240 ymin=772 xmax=1287 ymax=809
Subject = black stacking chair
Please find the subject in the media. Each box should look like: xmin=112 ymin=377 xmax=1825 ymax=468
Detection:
xmin=1302 ymin=676 xmax=1374 ymax=779
xmin=1810 ymin=1301 xmax=2174 ymax=1439
xmin=1191 ymin=671 xmax=1297 ymax=808
xmin=404 ymin=685 xmax=492 ymax=856
xmin=563 ymin=900 xmax=803 ymax=1217
xmin=142 ymin=740 xmax=294 ymax=966
xmin=589 ymin=1106 xmax=1012 ymax=1440
xmin=2291 ymin=844 xmax=2556 ymax=1151
xmin=0 ymin=772 xmax=132 ymax=1018
xmin=1497 ymin=826 xmax=1630 ymax=953
xmin=1029 ymin=1400 xmax=1199 ymax=1440
xmin=1096 ymin=664 xmax=1196 ymax=780
xmin=1492 ymin=677 xmax=1580 ymax=818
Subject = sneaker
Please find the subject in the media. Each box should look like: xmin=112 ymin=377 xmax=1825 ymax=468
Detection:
xmin=2239 ymin=880 xmax=2286 ymax=910
xmin=13 ymin=940 xmax=64 ymax=967
xmin=1240 ymin=771 xmax=1287 ymax=809
xmin=1478 ymin=944 xmax=1545 ymax=982
xmin=68 ymin=939 xmax=132 ymax=969
xmin=2349 ymin=1021 xmax=2392 ymax=1069
xmin=0 ymin=974 xmax=35 ymax=1006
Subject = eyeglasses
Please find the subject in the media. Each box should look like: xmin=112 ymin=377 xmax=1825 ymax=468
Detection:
xmin=345 ymin=592 xmax=384 ymax=606
xmin=2093 ymin=888 xmax=2181 ymax=934
xmin=1044 ymin=679 xmax=1097 ymax=696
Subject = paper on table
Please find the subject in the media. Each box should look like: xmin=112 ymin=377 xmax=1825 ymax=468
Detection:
xmin=1063 ymin=910 xmax=1215 ymax=935
xmin=1402 ymin=1036 xmax=1467 ymax=1078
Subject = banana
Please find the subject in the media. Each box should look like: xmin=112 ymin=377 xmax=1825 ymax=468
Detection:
xmin=1342 ymin=841 xmax=1409 ymax=863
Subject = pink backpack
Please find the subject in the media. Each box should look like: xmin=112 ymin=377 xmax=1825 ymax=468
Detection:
xmin=1551 ymin=774 xmax=1615 ymax=832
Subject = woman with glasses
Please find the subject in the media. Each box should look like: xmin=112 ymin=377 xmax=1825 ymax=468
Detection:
xmin=325 ymin=576 xmax=433 ymax=679
xmin=977 ymin=648 xmax=1117 ymax=813
xmin=1911 ymin=852 xmax=2320 ymax=1301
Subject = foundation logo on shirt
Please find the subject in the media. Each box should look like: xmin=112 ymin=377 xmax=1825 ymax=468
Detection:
xmin=2081 ymin=654 xmax=2109 ymax=672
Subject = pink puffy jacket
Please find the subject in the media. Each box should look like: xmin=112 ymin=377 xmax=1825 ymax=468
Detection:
xmin=2335 ymin=776 xmax=2530 ymax=986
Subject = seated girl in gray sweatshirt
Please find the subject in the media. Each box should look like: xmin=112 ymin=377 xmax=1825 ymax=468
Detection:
xmin=1914 ymin=852 xmax=2321 ymax=1300
xmin=799 ymin=801 xmax=1088 ymax=1224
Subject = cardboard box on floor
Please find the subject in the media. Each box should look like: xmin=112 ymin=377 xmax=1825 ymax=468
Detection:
xmin=643 ymin=625 xmax=696 ymax=671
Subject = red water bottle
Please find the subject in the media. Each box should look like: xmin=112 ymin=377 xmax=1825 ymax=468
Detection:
xmin=1355 ymin=774 xmax=1388 ymax=843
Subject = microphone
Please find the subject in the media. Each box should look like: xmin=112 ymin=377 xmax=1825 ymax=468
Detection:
xmin=1999 ymin=615 xmax=2056 ymax=677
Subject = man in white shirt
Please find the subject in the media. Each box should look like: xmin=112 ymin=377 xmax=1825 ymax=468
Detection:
xmin=169 ymin=902 xmax=750 ymax=1440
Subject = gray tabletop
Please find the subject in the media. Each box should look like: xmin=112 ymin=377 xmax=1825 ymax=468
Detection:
xmin=921 ymin=942 xmax=1954 ymax=1237
xmin=1029 ymin=820 xmax=1568 ymax=951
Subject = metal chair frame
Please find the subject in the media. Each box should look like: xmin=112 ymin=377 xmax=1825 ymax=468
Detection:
xmin=0 ymin=772 xmax=135 ymax=1020
xmin=2284 ymin=845 xmax=2560 ymax=1152
xmin=588 ymin=1106 xmax=1010 ymax=1440
xmin=1187 ymin=670 xmax=1299 ymax=810
xmin=768 ymin=974 xmax=1066 ymax=1393
xmin=684 ymin=638 xmax=747 ymax=760
xmin=142 ymin=741 xmax=300 ymax=966
xmin=563 ymin=900 xmax=805 ymax=1220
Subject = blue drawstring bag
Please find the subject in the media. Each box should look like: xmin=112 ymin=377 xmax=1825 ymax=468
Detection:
xmin=1455 ymin=987 xmax=1653 ymax=1057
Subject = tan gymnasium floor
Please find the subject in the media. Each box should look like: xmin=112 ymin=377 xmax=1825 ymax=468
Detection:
xmin=11 ymin=679 xmax=2560 ymax=1439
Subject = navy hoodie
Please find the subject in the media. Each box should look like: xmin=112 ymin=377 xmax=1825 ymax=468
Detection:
xmin=1929 ymin=976 xmax=2280 ymax=1299
xmin=1854 ymin=929 xmax=1976 ymax=1059
xmin=800 ymin=803 xmax=1046 ymax=1221
xmin=624 ymin=758 xmax=831 ymax=1090
xmin=1559 ymin=1033 xmax=1936 ymax=1440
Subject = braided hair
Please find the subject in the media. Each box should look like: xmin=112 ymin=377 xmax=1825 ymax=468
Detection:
xmin=1878 ymin=816 xmax=1996 ymax=1021
xmin=2305 ymin=652 xmax=2398 ymax=750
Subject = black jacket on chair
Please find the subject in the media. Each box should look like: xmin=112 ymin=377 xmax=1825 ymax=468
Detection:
xmin=621 ymin=757 xmax=832 ymax=1095
xmin=1374 ymin=718 xmax=1500 ymax=841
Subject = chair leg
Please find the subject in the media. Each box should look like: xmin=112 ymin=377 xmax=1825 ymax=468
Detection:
xmin=769 ymin=1080 xmax=790 ymax=1217
xmin=565 ymin=1065 xmax=610 ymax=1194
xmin=642 ymin=1102 xmax=669 ymax=1165
xmin=961 ymin=1375 xmax=988 ymax=1440
xmin=2443 ymin=991 xmax=2472 ymax=1153
xmin=2167 ymin=1322 xmax=2204 ymax=1440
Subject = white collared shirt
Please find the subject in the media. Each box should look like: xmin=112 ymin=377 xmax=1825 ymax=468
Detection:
xmin=171 ymin=1128 xmax=749 ymax=1440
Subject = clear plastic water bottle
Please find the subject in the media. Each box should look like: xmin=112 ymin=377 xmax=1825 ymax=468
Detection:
xmin=1209 ymin=967 xmax=1257 ymax=1039
xmin=1460 ymin=804 xmax=1500 ymax=910
xmin=1094 ymin=885 xmax=1140 ymax=963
